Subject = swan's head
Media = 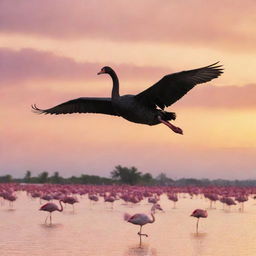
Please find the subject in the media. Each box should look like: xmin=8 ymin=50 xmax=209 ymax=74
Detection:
xmin=97 ymin=66 xmax=114 ymax=75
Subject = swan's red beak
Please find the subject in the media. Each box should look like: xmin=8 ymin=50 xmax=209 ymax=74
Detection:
xmin=97 ymin=69 xmax=105 ymax=75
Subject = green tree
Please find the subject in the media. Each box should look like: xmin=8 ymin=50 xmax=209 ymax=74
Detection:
xmin=50 ymin=172 xmax=63 ymax=184
xmin=24 ymin=170 xmax=31 ymax=183
xmin=67 ymin=176 xmax=79 ymax=184
xmin=140 ymin=173 xmax=154 ymax=185
xmin=0 ymin=175 xmax=12 ymax=183
xmin=37 ymin=171 xmax=49 ymax=183
xmin=155 ymin=172 xmax=173 ymax=186
xmin=111 ymin=165 xmax=142 ymax=185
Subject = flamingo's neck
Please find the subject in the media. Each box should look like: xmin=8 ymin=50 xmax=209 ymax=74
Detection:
xmin=149 ymin=212 xmax=155 ymax=223
xmin=58 ymin=200 xmax=64 ymax=212
xmin=110 ymin=71 xmax=120 ymax=99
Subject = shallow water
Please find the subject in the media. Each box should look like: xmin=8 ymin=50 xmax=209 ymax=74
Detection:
xmin=0 ymin=192 xmax=256 ymax=256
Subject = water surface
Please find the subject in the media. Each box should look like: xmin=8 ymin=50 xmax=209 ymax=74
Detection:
xmin=0 ymin=192 xmax=255 ymax=256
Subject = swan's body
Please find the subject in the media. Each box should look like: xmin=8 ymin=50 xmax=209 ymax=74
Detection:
xmin=32 ymin=63 xmax=223 ymax=134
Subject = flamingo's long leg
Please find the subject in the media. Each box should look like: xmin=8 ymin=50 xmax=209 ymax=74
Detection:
xmin=196 ymin=218 xmax=199 ymax=233
xmin=45 ymin=214 xmax=49 ymax=224
xmin=138 ymin=226 xmax=148 ymax=237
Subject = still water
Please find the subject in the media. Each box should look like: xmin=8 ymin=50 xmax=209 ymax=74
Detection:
xmin=0 ymin=192 xmax=255 ymax=256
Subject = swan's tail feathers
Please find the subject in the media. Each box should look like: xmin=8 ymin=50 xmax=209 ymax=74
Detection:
xmin=124 ymin=213 xmax=131 ymax=221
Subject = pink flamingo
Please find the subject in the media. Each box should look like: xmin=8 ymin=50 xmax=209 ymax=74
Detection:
xmin=39 ymin=200 xmax=64 ymax=225
xmin=41 ymin=194 xmax=53 ymax=202
xmin=62 ymin=196 xmax=79 ymax=211
xmin=124 ymin=204 xmax=159 ymax=246
xmin=88 ymin=194 xmax=99 ymax=202
xmin=148 ymin=196 xmax=158 ymax=204
xmin=235 ymin=195 xmax=248 ymax=211
xmin=168 ymin=193 xmax=178 ymax=208
xmin=4 ymin=193 xmax=17 ymax=208
xmin=221 ymin=197 xmax=236 ymax=210
xmin=151 ymin=203 xmax=163 ymax=213
xmin=190 ymin=209 xmax=208 ymax=233
xmin=204 ymin=193 xmax=218 ymax=208
xmin=104 ymin=195 xmax=116 ymax=208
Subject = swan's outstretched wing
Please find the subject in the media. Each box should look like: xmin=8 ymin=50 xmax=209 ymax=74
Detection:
xmin=135 ymin=62 xmax=223 ymax=109
xmin=32 ymin=97 xmax=120 ymax=116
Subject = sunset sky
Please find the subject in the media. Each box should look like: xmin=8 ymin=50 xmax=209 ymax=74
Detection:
xmin=0 ymin=0 xmax=255 ymax=179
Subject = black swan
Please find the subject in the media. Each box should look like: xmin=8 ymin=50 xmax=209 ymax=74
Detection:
xmin=32 ymin=63 xmax=223 ymax=134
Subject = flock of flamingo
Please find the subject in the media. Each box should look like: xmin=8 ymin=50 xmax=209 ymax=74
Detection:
xmin=0 ymin=183 xmax=252 ymax=246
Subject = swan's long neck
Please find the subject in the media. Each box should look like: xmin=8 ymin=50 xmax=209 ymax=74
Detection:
xmin=58 ymin=200 xmax=64 ymax=212
xmin=110 ymin=71 xmax=120 ymax=99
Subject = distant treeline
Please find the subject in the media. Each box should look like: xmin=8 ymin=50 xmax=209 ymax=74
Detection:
xmin=0 ymin=165 xmax=256 ymax=187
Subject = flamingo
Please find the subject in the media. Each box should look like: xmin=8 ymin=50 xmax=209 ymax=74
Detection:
xmin=150 ymin=203 xmax=163 ymax=213
xmin=190 ymin=209 xmax=208 ymax=233
xmin=62 ymin=196 xmax=79 ymax=211
xmin=39 ymin=200 xmax=64 ymax=225
xmin=220 ymin=197 xmax=236 ymax=210
xmin=148 ymin=196 xmax=159 ymax=204
xmin=4 ymin=193 xmax=17 ymax=208
xmin=235 ymin=194 xmax=248 ymax=211
xmin=124 ymin=204 xmax=160 ymax=246
xmin=104 ymin=195 xmax=116 ymax=209
xmin=88 ymin=194 xmax=99 ymax=202
xmin=41 ymin=194 xmax=53 ymax=202
xmin=204 ymin=193 xmax=218 ymax=209
xmin=168 ymin=193 xmax=178 ymax=208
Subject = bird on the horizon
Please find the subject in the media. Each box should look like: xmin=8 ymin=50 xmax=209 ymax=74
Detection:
xmin=32 ymin=63 xmax=223 ymax=134
xmin=39 ymin=200 xmax=64 ymax=225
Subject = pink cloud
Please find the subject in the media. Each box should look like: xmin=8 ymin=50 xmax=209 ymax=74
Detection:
xmin=0 ymin=0 xmax=255 ymax=51
xmin=0 ymin=48 xmax=94 ymax=83
xmin=174 ymin=84 xmax=256 ymax=109
xmin=0 ymin=48 xmax=171 ymax=83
